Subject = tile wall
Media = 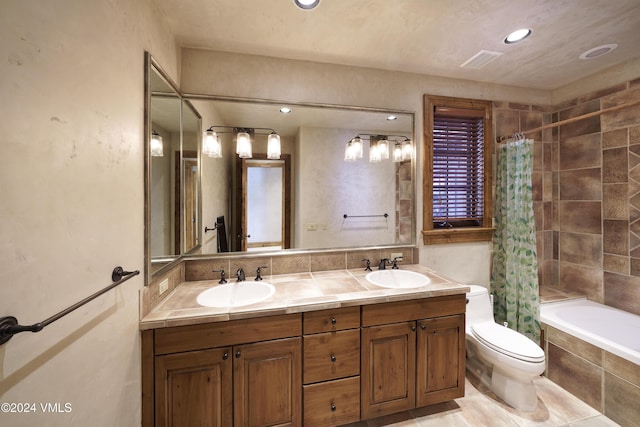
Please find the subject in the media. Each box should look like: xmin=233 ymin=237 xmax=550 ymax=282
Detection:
xmin=495 ymin=77 xmax=640 ymax=316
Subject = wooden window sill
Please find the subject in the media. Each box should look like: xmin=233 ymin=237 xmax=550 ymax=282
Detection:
xmin=422 ymin=227 xmax=494 ymax=245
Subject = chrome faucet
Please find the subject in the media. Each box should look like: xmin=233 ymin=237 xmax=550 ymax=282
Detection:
xmin=236 ymin=268 xmax=246 ymax=282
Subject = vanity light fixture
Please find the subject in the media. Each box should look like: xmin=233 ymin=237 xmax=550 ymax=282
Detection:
xmin=203 ymin=125 xmax=281 ymax=160
xmin=279 ymin=106 xmax=292 ymax=114
xmin=203 ymin=129 xmax=222 ymax=158
xmin=344 ymin=134 xmax=413 ymax=163
xmin=393 ymin=143 xmax=403 ymax=162
xmin=387 ymin=115 xmax=398 ymax=121
xmin=235 ymin=130 xmax=252 ymax=159
xmin=294 ymin=0 xmax=319 ymax=10
xmin=369 ymin=140 xmax=382 ymax=163
xmin=150 ymin=130 xmax=164 ymax=157
xmin=267 ymin=132 xmax=281 ymax=159
xmin=504 ymin=28 xmax=532 ymax=44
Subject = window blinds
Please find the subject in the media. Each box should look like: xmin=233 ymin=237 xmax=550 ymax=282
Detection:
xmin=432 ymin=112 xmax=484 ymax=227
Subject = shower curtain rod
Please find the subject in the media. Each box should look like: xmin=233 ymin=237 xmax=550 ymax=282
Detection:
xmin=496 ymin=98 xmax=640 ymax=142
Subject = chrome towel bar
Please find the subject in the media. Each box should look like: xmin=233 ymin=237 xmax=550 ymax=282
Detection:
xmin=0 ymin=266 xmax=139 ymax=345
xmin=343 ymin=213 xmax=388 ymax=219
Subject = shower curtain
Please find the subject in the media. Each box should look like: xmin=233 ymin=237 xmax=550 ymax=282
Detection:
xmin=491 ymin=136 xmax=540 ymax=343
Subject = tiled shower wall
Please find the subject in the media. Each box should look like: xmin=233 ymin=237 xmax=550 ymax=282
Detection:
xmin=495 ymin=78 xmax=640 ymax=316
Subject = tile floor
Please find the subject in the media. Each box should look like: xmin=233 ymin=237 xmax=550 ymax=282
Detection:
xmin=342 ymin=374 xmax=620 ymax=427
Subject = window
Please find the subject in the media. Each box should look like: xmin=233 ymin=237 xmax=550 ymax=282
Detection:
xmin=423 ymin=95 xmax=494 ymax=244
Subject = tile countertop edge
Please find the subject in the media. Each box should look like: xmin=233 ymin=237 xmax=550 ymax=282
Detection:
xmin=139 ymin=266 xmax=471 ymax=330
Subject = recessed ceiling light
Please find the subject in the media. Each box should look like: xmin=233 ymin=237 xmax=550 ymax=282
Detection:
xmin=386 ymin=115 xmax=398 ymax=121
xmin=579 ymin=43 xmax=618 ymax=60
xmin=280 ymin=107 xmax=292 ymax=114
xmin=294 ymin=0 xmax=319 ymax=10
xmin=504 ymin=28 xmax=532 ymax=44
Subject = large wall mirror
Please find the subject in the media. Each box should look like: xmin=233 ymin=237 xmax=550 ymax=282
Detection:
xmin=191 ymin=98 xmax=415 ymax=254
xmin=145 ymin=53 xmax=415 ymax=285
xmin=144 ymin=53 xmax=202 ymax=281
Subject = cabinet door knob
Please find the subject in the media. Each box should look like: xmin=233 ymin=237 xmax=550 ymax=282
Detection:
xmin=235 ymin=351 xmax=241 ymax=358
xmin=411 ymin=325 xmax=417 ymax=332
xmin=222 ymin=352 xmax=229 ymax=360
xmin=421 ymin=324 xmax=426 ymax=330
xmin=330 ymin=403 xmax=336 ymax=412
xmin=330 ymin=317 xmax=337 ymax=325
xmin=330 ymin=354 xmax=337 ymax=363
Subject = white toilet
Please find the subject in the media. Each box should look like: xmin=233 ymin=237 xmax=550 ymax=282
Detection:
xmin=465 ymin=285 xmax=545 ymax=412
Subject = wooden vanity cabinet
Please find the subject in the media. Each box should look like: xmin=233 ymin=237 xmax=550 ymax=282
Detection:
xmin=143 ymin=294 xmax=467 ymax=427
xmin=360 ymin=295 xmax=466 ymax=420
xmin=146 ymin=314 xmax=302 ymax=427
xmin=155 ymin=347 xmax=233 ymax=427
xmin=302 ymin=307 xmax=361 ymax=427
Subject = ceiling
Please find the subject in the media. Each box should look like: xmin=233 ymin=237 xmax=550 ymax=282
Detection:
xmin=154 ymin=0 xmax=640 ymax=91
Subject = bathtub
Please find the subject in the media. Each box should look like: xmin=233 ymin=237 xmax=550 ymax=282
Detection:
xmin=540 ymin=298 xmax=640 ymax=426
xmin=540 ymin=298 xmax=640 ymax=365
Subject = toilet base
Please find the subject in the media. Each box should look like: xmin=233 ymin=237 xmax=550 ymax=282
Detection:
xmin=491 ymin=367 xmax=538 ymax=412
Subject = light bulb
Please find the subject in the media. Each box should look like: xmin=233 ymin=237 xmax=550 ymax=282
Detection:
xmin=267 ymin=132 xmax=281 ymax=159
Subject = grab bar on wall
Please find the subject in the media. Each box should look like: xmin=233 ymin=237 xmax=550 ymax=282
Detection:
xmin=0 ymin=266 xmax=139 ymax=345
xmin=343 ymin=213 xmax=388 ymax=219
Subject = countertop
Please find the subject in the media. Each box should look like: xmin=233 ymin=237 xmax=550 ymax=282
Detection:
xmin=140 ymin=264 xmax=470 ymax=330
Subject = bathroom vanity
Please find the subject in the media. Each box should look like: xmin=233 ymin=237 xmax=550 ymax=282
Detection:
xmin=140 ymin=265 xmax=468 ymax=427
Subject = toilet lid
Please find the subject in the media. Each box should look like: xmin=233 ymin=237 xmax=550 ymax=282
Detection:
xmin=471 ymin=322 xmax=545 ymax=363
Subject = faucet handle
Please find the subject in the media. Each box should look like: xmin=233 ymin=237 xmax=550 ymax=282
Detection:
xmin=391 ymin=256 xmax=402 ymax=269
xmin=362 ymin=259 xmax=372 ymax=271
xmin=213 ymin=269 xmax=227 ymax=284
xmin=255 ymin=266 xmax=268 ymax=281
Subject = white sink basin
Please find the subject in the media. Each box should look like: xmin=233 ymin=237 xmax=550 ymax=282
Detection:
xmin=366 ymin=270 xmax=431 ymax=289
xmin=196 ymin=282 xmax=275 ymax=308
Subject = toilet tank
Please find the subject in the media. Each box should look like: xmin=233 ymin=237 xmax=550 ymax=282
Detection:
xmin=466 ymin=285 xmax=495 ymax=327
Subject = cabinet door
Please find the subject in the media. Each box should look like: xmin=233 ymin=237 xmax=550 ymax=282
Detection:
xmin=155 ymin=347 xmax=232 ymax=427
xmin=416 ymin=314 xmax=465 ymax=407
xmin=234 ymin=337 xmax=302 ymax=427
xmin=361 ymin=322 xmax=416 ymax=419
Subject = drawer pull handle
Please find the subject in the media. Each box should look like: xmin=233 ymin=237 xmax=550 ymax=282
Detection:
xmin=330 ymin=403 xmax=336 ymax=412
xmin=330 ymin=317 xmax=337 ymax=325
xmin=330 ymin=354 xmax=337 ymax=363
xmin=222 ymin=352 xmax=229 ymax=360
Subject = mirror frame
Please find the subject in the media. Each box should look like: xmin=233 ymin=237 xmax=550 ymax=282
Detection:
xmin=145 ymin=53 xmax=417 ymax=285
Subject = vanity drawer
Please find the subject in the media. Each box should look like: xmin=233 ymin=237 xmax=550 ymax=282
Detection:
xmin=303 ymin=329 xmax=360 ymax=384
xmin=303 ymin=376 xmax=360 ymax=427
xmin=361 ymin=294 xmax=466 ymax=326
xmin=303 ymin=306 xmax=360 ymax=334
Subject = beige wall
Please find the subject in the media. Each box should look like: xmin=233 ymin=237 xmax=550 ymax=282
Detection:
xmin=0 ymin=0 xmax=177 ymax=425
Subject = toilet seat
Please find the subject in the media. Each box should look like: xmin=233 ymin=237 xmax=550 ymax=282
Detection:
xmin=471 ymin=322 xmax=545 ymax=363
